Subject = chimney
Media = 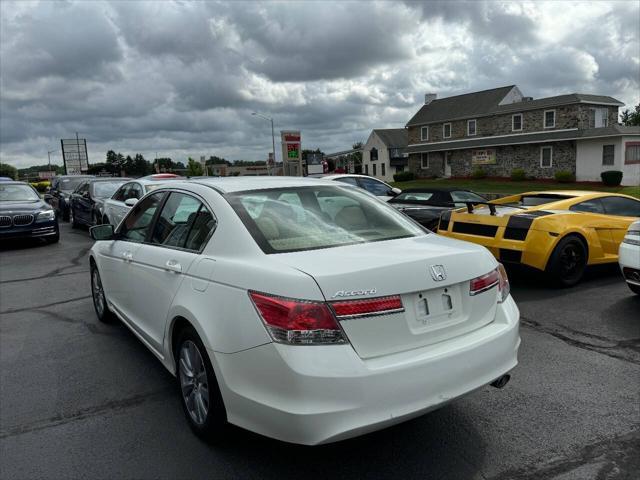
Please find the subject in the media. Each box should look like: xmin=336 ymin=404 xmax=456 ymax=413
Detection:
xmin=424 ymin=93 xmax=437 ymax=105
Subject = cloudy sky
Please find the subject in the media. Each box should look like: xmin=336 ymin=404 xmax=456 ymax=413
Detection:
xmin=1 ymin=0 xmax=639 ymax=169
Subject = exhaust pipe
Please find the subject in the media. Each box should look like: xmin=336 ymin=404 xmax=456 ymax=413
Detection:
xmin=490 ymin=374 xmax=511 ymax=389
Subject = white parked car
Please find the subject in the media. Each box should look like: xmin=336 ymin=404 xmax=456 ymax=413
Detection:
xmin=88 ymin=177 xmax=520 ymax=445
xmin=619 ymin=219 xmax=640 ymax=295
xmin=101 ymin=174 xmax=182 ymax=227
xmin=323 ymin=174 xmax=401 ymax=201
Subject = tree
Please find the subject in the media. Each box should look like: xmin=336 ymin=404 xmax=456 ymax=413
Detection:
xmin=186 ymin=157 xmax=203 ymax=176
xmin=620 ymin=105 xmax=640 ymax=126
xmin=132 ymin=154 xmax=149 ymax=176
xmin=0 ymin=162 xmax=17 ymax=179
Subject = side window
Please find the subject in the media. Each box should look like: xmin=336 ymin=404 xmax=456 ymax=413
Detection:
xmin=112 ymin=183 xmax=130 ymax=201
xmin=570 ymin=199 xmax=605 ymax=214
xmin=335 ymin=177 xmax=359 ymax=187
xmin=151 ymin=193 xmax=216 ymax=251
xmin=119 ymin=192 xmax=165 ymax=243
xmin=126 ymin=183 xmax=143 ymax=200
xmin=75 ymin=182 xmax=87 ymax=194
xmin=600 ymin=197 xmax=640 ymax=217
xmin=358 ymin=177 xmax=390 ymax=196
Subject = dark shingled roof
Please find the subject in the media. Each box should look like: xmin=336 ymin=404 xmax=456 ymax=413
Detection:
xmin=406 ymin=87 xmax=624 ymax=127
xmin=372 ymin=128 xmax=408 ymax=147
xmin=405 ymin=125 xmax=640 ymax=154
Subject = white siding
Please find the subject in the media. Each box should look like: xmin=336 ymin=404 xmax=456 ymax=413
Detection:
xmin=361 ymin=131 xmax=398 ymax=182
xmin=576 ymin=136 xmax=640 ymax=186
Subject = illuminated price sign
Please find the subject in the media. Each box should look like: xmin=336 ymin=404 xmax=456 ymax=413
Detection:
xmin=287 ymin=143 xmax=300 ymax=159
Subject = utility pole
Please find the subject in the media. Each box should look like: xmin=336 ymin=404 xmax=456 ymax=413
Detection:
xmin=252 ymin=112 xmax=275 ymax=176
xmin=47 ymin=150 xmax=57 ymax=174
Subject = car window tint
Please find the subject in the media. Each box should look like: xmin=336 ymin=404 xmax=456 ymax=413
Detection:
xmin=127 ymin=183 xmax=143 ymax=200
xmin=119 ymin=192 xmax=165 ymax=243
xmin=185 ymin=208 xmax=216 ymax=251
xmin=112 ymin=183 xmax=130 ymax=201
xmin=570 ymin=199 xmax=605 ymax=214
xmin=334 ymin=177 xmax=359 ymax=187
xmin=395 ymin=192 xmax=434 ymax=202
xmin=600 ymin=196 xmax=640 ymax=217
xmin=357 ymin=178 xmax=390 ymax=196
xmin=151 ymin=193 xmax=202 ymax=248
xmin=451 ymin=191 xmax=485 ymax=204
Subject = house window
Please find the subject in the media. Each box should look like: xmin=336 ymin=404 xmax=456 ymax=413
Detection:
xmin=365 ymin=164 xmax=369 ymax=175
xmin=372 ymin=164 xmax=377 ymax=176
xmin=421 ymin=153 xmax=429 ymax=169
xmin=625 ymin=142 xmax=640 ymax=165
xmin=540 ymin=146 xmax=553 ymax=168
xmin=370 ymin=147 xmax=378 ymax=161
xmin=443 ymin=123 xmax=452 ymax=138
xmin=512 ymin=114 xmax=523 ymax=131
xmin=467 ymin=119 xmax=477 ymax=136
xmin=544 ymin=110 xmax=556 ymax=129
xmin=590 ymin=108 xmax=609 ymax=128
xmin=420 ymin=126 xmax=429 ymax=141
xmin=602 ymin=145 xmax=615 ymax=166
xmin=381 ymin=164 xmax=386 ymax=176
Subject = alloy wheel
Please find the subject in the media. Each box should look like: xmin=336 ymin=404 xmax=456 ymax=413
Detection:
xmin=179 ymin=340 xmax=210 ymax=426
xmin=91 ymin=268 xmax=105 ymax=318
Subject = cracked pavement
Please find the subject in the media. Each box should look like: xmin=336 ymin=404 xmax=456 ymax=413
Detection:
xmin=1 ymin=223 xmax=639 ymax=480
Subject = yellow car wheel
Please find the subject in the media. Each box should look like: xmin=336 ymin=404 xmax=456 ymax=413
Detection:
xmin=546 ymin=235 xmax=588 ymax=287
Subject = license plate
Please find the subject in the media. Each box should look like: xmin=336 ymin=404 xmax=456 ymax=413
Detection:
xmin=413 ymin=287 xmax=458 ymax=327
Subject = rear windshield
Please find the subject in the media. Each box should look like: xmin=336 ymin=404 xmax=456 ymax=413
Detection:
xmin=227 ymin=186 xmax=425 ymax=253
xmin=512 ymin=194 xmax=572 ymax=207
xmin=59 ymin=177 xmax=89 ymax=191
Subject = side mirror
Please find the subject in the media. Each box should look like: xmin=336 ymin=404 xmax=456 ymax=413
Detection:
xmin=90 ymin=224 xmax=115 ymax=241
xmin=45 ymin=186 xmax=51 ymax=193
xmin=390 ymin=187 xmax=402 ymax=196
xmin=124 ymin=198 xmax=138 ymax=207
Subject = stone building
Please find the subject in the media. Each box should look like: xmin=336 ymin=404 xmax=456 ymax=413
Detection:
xmin=404 ymin=85 xmax=640 ymax=186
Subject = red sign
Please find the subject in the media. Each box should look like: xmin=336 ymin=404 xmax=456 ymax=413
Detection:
xmin=284 ymin=134 xmax=300 ymax=142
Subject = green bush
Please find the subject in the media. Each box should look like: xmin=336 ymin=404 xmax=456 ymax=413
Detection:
xmin=600 ymin=170 xmax=623 ymax=186
xmin=510 ymin=168 xmax=526 ymax=181
xmin=554 ymin=170 xmax=575 ymax=183
xmin=471 ymin=168 xmax=487 ymax=179
xmin=393 ymin=171 xmax=415 ymax=182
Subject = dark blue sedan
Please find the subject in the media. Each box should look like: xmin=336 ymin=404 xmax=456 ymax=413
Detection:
xmin=0 ymin=182 xmax=59 ymax=243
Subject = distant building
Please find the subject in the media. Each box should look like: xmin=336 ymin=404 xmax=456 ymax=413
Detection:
xmin=404 ymin=85 xmax=640 ymax=186
xmin=361 ymin=128 xmax=408 ymax=182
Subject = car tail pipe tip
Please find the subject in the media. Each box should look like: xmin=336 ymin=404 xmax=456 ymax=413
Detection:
xmin=490 ymin=374 xmax=511 ymax=389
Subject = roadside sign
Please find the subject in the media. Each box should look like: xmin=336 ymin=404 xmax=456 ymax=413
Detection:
xmin=61 ymin=138 xmax=89 ymax=174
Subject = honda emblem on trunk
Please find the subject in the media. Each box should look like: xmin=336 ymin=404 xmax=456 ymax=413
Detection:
xmin=430 ymin=265 xmax=446 ymax=282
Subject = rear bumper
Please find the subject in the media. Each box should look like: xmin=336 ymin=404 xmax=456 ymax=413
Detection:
xmin=0 ymin=221 xmax=58 ymax=240
xmin=212 ymin=296 xmax=520 ymax=445
xmin=619 ymin=242 xmax=640 ymax=285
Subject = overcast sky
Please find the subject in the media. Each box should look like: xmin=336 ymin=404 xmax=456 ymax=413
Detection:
xmin=1 ymin=0 xmax=639 ymax=169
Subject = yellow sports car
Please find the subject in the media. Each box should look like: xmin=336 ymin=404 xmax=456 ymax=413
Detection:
xmin=437 ymin=191 xmax=640 ymax=286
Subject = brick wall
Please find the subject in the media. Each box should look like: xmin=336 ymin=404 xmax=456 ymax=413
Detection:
xmin=408 ymin=151 xmax=444 ymax=176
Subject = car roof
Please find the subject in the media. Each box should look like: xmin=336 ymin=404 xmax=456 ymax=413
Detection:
xmin=399 ymin=187 xmax=473 ymax=193
xmin=87 ymin=177 xmax=131 ymax=183
xmin=323 ymin=174 xmax=385 ymax=181
xmin=186 ymin=176 xmax=341 ymax=194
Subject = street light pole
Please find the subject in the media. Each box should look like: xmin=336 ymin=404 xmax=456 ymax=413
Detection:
xmin=252 ymin=112 xmax=275 ymax=176
xmin=47 ymin=150 xmax=57 ymax=174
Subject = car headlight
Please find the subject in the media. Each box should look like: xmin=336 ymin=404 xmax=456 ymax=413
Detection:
xmin=35 ymin=210 xmax=56 ymax=223
xmin=623 ymin=230 xmax=640 ymax=246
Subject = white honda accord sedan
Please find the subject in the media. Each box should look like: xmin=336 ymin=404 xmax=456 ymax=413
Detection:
xmin=88 ymin=177 xmax=520 ymax=445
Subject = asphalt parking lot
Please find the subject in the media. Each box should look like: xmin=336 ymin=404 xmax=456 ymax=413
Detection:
xmin=1 ymin=223 xmax=638 ymax=480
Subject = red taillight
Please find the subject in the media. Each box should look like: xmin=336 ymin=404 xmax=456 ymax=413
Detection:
xmin=331 ymin=295 xmax=403 ymax=318
xmin=249 ymin=291 xmax=346 ymax=345
xmin=469 ymin=269 xmax=500 ymax=296
xmin=469 ymin=265 xmax=510 ymax=302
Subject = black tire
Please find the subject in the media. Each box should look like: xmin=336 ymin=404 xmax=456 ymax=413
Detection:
xmin=628 ymin=283 xmax=640 ymax=295
xmin=175 ymin=326 xmax=227 ymax=441
xmin=546 ymin=235 xmax=588 ymax=287
xmin=70 ymin=207 xmax=79 ymax=229
xmin=61 ymin=202 xmax=70 ymax=222
xmin=90 ymin=262 xmax=116 ymax=323
xmin=47 ymin=232 xmax=60 ymax=244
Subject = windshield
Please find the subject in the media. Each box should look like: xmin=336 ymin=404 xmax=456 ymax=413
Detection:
xmin=92 ymin=181 xmax=124 ymax=199
xmin=0 ymin=184 xmax=40 ymax=202
xmin=228 ymin=185 xmax=425 ymax=254
xmin=59 ymin=177 xmax=88 ymax=192
xmin=145 ymin=184 xmax=166 ymax=193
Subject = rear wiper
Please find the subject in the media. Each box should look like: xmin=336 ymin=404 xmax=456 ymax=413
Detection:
xmin=463 ymin=201 xmax=528 ymax=216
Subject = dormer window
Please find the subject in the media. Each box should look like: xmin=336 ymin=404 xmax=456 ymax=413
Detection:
xmin=467 ymin=119 xmax=477 ymax=136
xmin=544 ymin=110 xmax=556 ymax=129
xmin=370 ymin=147 xmax=378 ymax=161
xmin=420 ymin=126 xmax=429 ymax=141
xmin=443 ymin=123 xmax=452 ymax=138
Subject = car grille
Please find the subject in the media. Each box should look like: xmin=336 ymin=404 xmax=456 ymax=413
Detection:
xmin=12 ymin=214 xmax=34 ymax=226
xmin=452 ymin=222 xmax=498 ymax=237
xmin=0 ymin=216 xmax=11 ymax=227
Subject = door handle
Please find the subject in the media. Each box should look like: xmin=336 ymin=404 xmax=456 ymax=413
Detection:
xmin=165 ymin=260 xmax=182 ymax=273
xmin=122 ymin=251 xmax=133 ymax=262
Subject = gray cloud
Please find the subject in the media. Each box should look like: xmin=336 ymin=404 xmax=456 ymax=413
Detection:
xmin=0 ymin=0 xmax=638 ymax=168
